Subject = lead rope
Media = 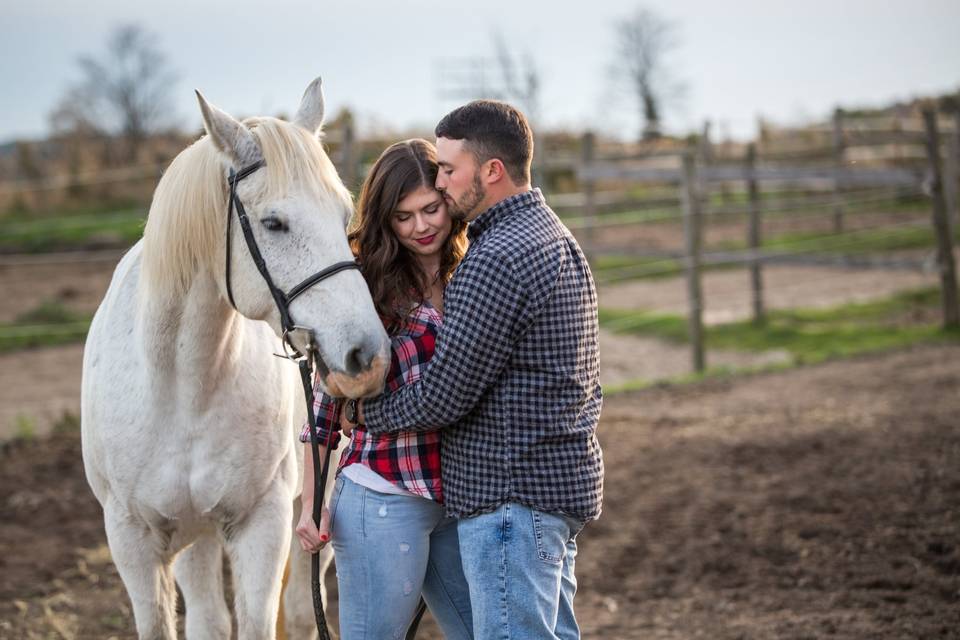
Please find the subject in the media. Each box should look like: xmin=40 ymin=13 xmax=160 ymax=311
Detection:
xmin=223 ymin=160 xmax=374 ymax=637
xmin=299 ymin=353 xmax=336 ymax=640
xmin=299 ymin=350 xmax=425 ymax=640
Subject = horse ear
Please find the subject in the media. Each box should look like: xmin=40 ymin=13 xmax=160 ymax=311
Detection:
xmin=195 ymin=90 xmax=262 ymax=167
xmin=293 ymin=76 xmax=326 ymax=136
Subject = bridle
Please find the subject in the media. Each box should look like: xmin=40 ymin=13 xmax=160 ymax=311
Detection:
xmin=225 ymin=160 xmax=425 ymax=640
xmin=225 ymin=159 xmax=359 ymax=359
xmin=225 ymin=159 xmax=355 ymax=640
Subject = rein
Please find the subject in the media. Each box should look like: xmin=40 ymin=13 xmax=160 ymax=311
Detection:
xmin=226 ymin=160 xmax=354 ymax=639
xmin=225 ymin=160 xmax=425 ymax=640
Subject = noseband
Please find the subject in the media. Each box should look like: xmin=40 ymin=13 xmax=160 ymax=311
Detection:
xmin=225 ymin=159 xmax=359 ymax=356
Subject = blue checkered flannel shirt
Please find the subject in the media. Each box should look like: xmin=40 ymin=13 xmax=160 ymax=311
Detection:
xmin=363 ymin=188 xmax=603 ymax=522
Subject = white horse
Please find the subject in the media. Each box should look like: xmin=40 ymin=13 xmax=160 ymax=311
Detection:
xmin=81 ymin=77 xmax=389 ymax=639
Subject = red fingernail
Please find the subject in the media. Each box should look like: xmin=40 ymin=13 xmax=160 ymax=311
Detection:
xmin=320 ymin=534 xmax=329 ymax=542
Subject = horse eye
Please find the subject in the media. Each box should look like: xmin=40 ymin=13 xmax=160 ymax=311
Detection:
xmin=261 ymin=216 xmax=288 ymax=232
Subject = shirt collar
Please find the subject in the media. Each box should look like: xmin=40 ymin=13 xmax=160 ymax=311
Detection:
xmin=467 ymin=188 xmax=545 ymax=242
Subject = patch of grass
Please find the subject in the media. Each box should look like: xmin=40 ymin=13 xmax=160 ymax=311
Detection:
xmin=99 ymin=613 xmax=127 ymax=630
xmin=599 ymin=287 xmax=960 ymax=366
xmin=0 ymin=207 xmax=146 ymax=252
xmin=51 ymin=411 xmax=81 ymax=435
xmin=0 ymin=299 xmax=92 ymax=353
xmin=1 ymin=199 xmax=142 ymax=221
xmin=702 ymin=220 xmax=942 ymax=258
xmin=599 ymin=308 xmax=689 ymax=339
xmin=757 ymin=225 xmax=940 ymax=255
xmin=0 ymin=322 xmax=91 ymax=352
xmin=592 ymin=255 xmax=685 ymax=281
xmin=603 ymin=360 xmax=800 ymax=395
xmin=13 ymin=414 xmax=36 ymax=441
xmin=15 ymin=300 xmax=86 ymax=325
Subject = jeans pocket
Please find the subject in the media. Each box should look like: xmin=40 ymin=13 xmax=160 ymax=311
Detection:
xmin=328 ymin=475 xmax=346 ymax=531
xmin=531 ymin=509 xmax=565 ymax=565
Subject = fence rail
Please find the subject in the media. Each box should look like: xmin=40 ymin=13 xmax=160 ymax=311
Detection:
xmin=578 ymin=162 xmax=922 ymax=187
xmin=570 ymin=104 xmax=960 ymax=371
xmin=3 ymin=102 xmax=960 ymax=370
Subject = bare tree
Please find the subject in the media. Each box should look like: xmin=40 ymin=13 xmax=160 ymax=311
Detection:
xmin=491 ymin=32 xmax=541 ymax=125
xmin=435 ymin=32 xmax=541 ymax=124
xmin=609 ymin=7 xmax=683 ymax=140
xmin=49 ymin=24 xmax=177 ymax=163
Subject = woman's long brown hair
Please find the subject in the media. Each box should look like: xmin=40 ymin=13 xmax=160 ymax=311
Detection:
xmin=349 ymin=139 xmax=468 ymax=333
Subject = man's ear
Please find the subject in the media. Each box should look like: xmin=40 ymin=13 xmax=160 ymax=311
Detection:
xmin=484 ymin=158 xmax=508 ymax=185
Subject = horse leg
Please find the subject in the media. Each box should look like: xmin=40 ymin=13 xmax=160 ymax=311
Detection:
xmin=174 ymin=534 xmax=232 ymax=639
xmin=224 ymin=488 xmax=293 ymax=640
xmin=282 ymin=495 xmax=331 ymax=640
xmin=104 ymin=498 xmax=177 ymax=640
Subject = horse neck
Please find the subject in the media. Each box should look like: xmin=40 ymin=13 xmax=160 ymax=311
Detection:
xmin=141 ymin=269 xmax=251 ymax=405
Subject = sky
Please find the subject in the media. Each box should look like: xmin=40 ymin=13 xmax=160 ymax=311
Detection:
xmin=2 ymin=0 xmax=959 ymax=144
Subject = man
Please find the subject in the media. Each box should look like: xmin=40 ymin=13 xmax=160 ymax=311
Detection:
xmin=346 ymin=100 xmax=603 ymax=638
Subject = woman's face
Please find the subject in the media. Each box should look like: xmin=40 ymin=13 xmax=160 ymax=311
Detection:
xmin=390 ymin=185 xmax=453 ymax=263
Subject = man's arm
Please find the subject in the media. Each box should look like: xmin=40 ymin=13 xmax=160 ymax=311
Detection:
xmin=361 ymin=249 xmax=532 ymax=434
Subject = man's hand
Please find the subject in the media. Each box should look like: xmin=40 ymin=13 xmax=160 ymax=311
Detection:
xmin=295 ymin=501 xmax=331 ymax=554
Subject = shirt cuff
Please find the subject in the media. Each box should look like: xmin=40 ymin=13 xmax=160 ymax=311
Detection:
xmin=299 ymin=425 xmax=343 ymax=449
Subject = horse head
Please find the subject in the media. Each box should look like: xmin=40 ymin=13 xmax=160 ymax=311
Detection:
xmin=196 ymin=77 xmax=389 ymax=398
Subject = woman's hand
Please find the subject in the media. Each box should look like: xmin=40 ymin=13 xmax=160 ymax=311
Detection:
xmin=295 ymin=501 xmax=331 ymax=554
xmin=339 ymin=405 xmax=354 ymax=436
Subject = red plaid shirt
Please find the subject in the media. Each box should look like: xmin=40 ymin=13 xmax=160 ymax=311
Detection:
xmin=300 ymin=302 xmax=443 ymax=502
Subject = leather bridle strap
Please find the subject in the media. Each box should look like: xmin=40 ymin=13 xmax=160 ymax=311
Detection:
xmin=222 ymin=159 xmax=362 ymax=640
xmin=225 ymin=160 xmax=267 ymax=311
xmin=287 ymin=260 xmax=361 ymax=305
xmin=224 ymin=159 xmax=360 ymax=335
xmin=223 ymin=160 xmax=424 ymax=640
xmin=299 ymin=354 xmax=337 ymax=640
xmin=227 ymin=161 xmax=295 ymax=331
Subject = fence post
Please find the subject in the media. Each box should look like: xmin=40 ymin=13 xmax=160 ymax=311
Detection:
xmin=581 ymin=131 xmax=597 ymax=259
xmin=746 ymin=143 xmax=765 ymax=324
xmin=340 ymin=118 xmax=357 ymax=191
xmin=831 ymin=107 xmax=846 ymax=233
xmin=921 ymin=105 xmax=960 ymax=329
xmin=698 ymin=120 xmax=713 ymax=220
xmin=945 ymin=109 xmax=960 ymax=237
xmin=531 ymin=131 xmax=544 ymax=193
xmin=682 ymin=151 xmax=706 ymax=372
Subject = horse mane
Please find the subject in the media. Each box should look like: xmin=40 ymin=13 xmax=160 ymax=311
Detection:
xmin=141 ymin=117 xmax=351 ymax=297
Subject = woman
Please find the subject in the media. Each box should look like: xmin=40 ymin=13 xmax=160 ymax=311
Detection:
xmin=295 ymin=139 xmax=472 ymax=639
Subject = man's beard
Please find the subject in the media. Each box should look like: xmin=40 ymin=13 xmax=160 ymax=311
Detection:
xmin=446 ymin=173 xmax=486 ymax=222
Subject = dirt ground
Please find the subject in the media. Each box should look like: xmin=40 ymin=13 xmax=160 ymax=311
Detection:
xmin=0 ymin=251 xmax=125 ymax=324
xmin=2 ymin=343 xmax=958 ymax=638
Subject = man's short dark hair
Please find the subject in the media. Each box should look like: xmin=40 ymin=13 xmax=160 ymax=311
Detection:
xmin=435 ymin=100 xmax=533 ymax=186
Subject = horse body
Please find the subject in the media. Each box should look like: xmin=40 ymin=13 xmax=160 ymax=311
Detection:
xmin=83 ymin=245 xmax=300 ymax=535
xmin=81 ymin=78 xmax=388 ymax=639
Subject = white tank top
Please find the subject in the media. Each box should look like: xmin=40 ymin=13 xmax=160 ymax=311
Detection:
xmin=341 ymin=463 xmax=420 ymax=498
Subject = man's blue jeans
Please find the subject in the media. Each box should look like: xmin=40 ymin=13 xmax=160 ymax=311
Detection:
xmin=457 ymin=502 xmax=584 ymax=639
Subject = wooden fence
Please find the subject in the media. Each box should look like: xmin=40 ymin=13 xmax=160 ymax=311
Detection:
xmin=562 ymin=105 xmax=960 ymax=371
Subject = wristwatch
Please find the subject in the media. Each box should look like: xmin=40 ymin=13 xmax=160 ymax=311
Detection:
xmin=345 ymin=398 xmax=359 ymax=425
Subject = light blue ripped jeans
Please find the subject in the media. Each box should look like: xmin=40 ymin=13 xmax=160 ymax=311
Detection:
xmin=329 ymin=475 xmax=474 ymax=640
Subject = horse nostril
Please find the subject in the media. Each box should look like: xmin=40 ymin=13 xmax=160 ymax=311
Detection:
xmin=344 ymin=347 xmax=364 ymax=376
xmin=344 ymin=337 xmax=383 ymax=376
